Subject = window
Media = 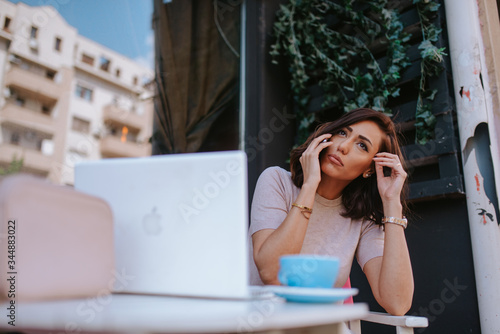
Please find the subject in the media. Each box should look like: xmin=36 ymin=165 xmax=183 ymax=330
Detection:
xmin=120 ymin=126 xmax=128 ymax=142
xmin=36 ymin=138 xmax=43 ymax=150
xmin=10 ymin=132 xmax=20 ymax=145
xmin=15 ymin=97 xmax=25 ymax=106
xmin=54 ymin=37 xmax=62 ymax=52
xmin=41 ymin=105 xmax=51 ymax=115
xmin=99 ymin=56 xmax=110 ymax=72
xmin=3 ymin=17 xmax=11 ymax=31
xmin=115 ymin=68 xmax=121 ymax=77
xmin=71 ymin=117 xmax=90 ymax=133
xmin=75 ymin=84 xmax=93 ymax=102
xmin=81 ymin=54 xmax=94 ymax=66
xmin=133 ymin=76 xmax=138 ymax=85
xmin=30 ymin=26 xmax=38 ymax=39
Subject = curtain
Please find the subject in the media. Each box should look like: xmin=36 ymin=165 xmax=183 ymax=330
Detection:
xmin=152 ymin=0 xmax=241 ymax=154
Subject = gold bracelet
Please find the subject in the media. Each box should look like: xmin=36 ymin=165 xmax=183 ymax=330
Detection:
xmin=381 ymin=216 xmax=408 ymax=229
xmin=292 ymin=203 xmax=313 ymax=219
xmin=292 ymin=203 xmax=312 ymax=213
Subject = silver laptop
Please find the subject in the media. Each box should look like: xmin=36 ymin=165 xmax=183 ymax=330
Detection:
xmin=74 ymin=150 xmax=253 ymax=299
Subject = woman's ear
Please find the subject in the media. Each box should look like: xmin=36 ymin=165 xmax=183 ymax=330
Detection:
xmin=363 ymin=161 xmax=376 ymax=178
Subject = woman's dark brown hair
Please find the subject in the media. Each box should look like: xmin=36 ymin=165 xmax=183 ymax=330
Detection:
xmin=289 ymin=108 xmax=408 ymax=225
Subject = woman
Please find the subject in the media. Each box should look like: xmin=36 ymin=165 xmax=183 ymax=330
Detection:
xmin=249 ymin=108 xmax=414 ymax=316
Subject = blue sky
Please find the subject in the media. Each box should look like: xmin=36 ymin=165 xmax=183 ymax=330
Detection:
xmin=8 ymin=0 xmax=154 ymax=70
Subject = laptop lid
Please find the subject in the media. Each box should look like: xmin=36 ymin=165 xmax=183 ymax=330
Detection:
xmin=74 ymin=151 xmax=249 ymax=299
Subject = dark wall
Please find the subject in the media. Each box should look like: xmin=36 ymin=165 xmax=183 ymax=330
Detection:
xmin=351 ymin=197 xmax=481 ymax=333
xmin=244 ymin=0 xmax=296 ymax=201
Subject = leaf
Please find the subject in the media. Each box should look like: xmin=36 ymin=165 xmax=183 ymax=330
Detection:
xmin=356 ymin=91 xmax=370 ymax=107
xmin=391 ymin=88 xmax=401 ymax=97
xmin=373 ymin=96 xmax=386 ymax=109
xmin=269 ymin=0 xmax=440 ymax=147
xmin=426 ymin=89 xmax=438 ymax=100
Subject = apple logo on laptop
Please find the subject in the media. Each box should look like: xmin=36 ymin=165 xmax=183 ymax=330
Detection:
xmin=142 ymin=207 xmax=162 ymax=235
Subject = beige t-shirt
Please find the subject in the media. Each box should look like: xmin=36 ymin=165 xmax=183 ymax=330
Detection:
xmin=248 ymin=166 xmax=385 ymax=287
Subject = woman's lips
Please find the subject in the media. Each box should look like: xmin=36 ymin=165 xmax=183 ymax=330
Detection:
xmin=328 ymin=154 xmax=344 ymax=167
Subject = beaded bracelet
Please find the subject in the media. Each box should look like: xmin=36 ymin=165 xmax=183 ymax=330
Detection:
xmin=381 ymin=216 xmax=408 ymax=229
xmin=292 ymin=203 xmax=312 ymax=219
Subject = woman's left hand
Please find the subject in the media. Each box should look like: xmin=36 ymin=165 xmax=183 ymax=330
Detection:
xmin=372 ymin=152 xmax=407 ymax=203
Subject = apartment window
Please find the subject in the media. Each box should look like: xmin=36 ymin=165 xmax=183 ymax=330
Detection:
xmin=46 ymin=70 xmax=56 ymax=80
xmin=15 ymin=97 xmax=25 ymax=106
xmin=133 ymin=76 xmax=138 ymax=86
xmin=115 ymin=69 xmax=121 ymax=77
xmin=99 ymin=56 xmax=110 ymax=72
xmin=3 ymin=17 xmax=11 ymax=31
xmin=81 ymin=54 xmax=94 ymax=66
xmin=71 ymin=117 xmax=91 ymax=134
xmin=36 ymin=138 xmax=44 ymax=150
xmin=10 ymin=132 xmax=20 ymax=145
xmin=41 ymin=105 xmax=51 ymax=115
xmin=54 ymin=37 xmax=62 ymax=52
xmin=75 ymin=84 xmax=93 ymax=102
xmin=30 ymin=26 xmax=38 ymax=39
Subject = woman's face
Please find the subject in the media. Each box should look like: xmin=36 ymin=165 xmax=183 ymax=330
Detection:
xmin=320 ymin=120 xmax=385 ymax=182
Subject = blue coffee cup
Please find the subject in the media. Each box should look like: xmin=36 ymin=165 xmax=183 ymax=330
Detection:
xmin=278 ymin=255 xmax=340 ymax=288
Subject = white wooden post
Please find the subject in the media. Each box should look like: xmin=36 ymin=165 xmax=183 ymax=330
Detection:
xmin=444 ymin=1 xmax=500 ymax=333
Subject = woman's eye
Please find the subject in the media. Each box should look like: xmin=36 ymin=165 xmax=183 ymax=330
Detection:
xmin=338 ymin=129 xmax=346 ymax=136
xmin=358 ymin=142 xmax=368 ymax=151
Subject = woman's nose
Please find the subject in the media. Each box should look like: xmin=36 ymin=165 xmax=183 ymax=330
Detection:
xmin=337 ymin=139 xmax=350 ymax=154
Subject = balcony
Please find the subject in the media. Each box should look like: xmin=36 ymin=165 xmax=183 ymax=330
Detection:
xmin=102 ymin=104 xmax=146 ymax=131
xmin=0 ymin=28 xmax=12 ymax=41
xmin=100 ymin=135 xmax=151 ymax=158
xmin=0 ymin=143 xmax=52 ymax=174
xmin=0 ymin=103 xmax=55 ymax=134
xmin=74 ymin=61 xmax=142 ymax=95
xmin=4 ymin=67 xmax=60 ymax=104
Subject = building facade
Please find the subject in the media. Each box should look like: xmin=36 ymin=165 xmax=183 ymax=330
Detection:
xmin=0 ymin=0 xmax=154 ymax=185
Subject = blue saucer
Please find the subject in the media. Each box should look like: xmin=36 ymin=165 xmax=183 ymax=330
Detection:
xmin=270 ymin=286 xmax=358 ymax=303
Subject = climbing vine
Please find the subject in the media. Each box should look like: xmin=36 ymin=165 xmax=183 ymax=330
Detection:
xmin=270 ymin=0 xmax=446 ymax=145
xmin=414 ymin=0 xmax=447 ymax=144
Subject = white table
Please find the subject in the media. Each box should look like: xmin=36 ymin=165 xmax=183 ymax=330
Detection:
xmin=1 ymin=294 xmax=368 ymax=333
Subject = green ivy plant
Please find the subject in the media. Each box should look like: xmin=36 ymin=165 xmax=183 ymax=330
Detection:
xmin=270 ymin=0 xmax=445 ymax=145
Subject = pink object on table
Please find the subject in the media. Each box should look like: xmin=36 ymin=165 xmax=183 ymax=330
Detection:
xmin=343 ymin=277 xmax=354 ymax=304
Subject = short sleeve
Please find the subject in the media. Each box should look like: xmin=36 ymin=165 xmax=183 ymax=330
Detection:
xmin=356 ymin=220 xmax=385 ymax=270
xmin=249 ymin=167 xmax=295 ymax=236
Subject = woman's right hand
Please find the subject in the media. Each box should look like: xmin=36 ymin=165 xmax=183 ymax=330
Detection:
xmin=299 ymin=134 xmax=333 ymax=188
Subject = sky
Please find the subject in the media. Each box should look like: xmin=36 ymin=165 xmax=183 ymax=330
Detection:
xmin=8 ymin=0 xmax=154 ymax=70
